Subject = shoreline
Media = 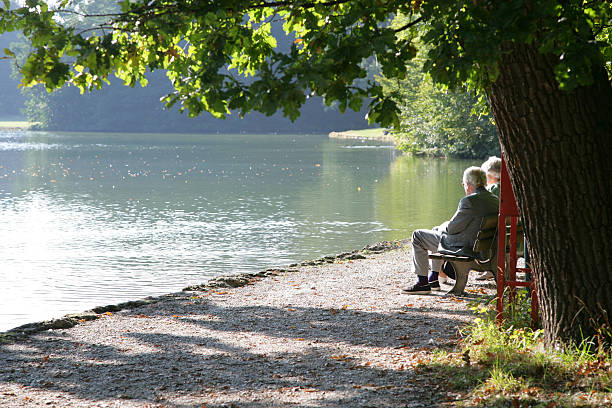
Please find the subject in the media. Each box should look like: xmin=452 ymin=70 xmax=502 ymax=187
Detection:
xmin=0 ymin=240 xmax=404 ymax=344
xmin=0 ymin=126 xmax=29 ymax=131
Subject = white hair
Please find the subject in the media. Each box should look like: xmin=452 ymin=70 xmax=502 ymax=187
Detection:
xmin=463 ymin=166 xmax=487 ymax=188
xmin=481 ymin=156 xmax=501 ymax=179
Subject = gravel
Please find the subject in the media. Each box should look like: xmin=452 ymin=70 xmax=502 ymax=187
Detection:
xmin=0 ymin=241 xmax=496 ymax=407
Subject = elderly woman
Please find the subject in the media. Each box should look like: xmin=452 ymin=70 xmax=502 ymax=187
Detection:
xmin=481 ymin=156 xmax=502 ymax=197
xmin=473 ymin=156 xmax=502 ymax=280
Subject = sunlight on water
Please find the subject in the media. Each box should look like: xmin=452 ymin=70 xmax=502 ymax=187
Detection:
xmin=0 ymin=131 xmax=477 ymax=331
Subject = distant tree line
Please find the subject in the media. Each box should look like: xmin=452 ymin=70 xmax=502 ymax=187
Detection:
xmin=20 ymin=72 xmax=370 ymax=134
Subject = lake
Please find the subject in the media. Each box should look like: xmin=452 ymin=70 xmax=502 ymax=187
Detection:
xmin=0 ymin=131 xmax=476 ymax=331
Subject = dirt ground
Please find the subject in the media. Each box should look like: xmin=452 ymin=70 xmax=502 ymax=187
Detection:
xmin=0 ymin=242 xmax=496 ymax=407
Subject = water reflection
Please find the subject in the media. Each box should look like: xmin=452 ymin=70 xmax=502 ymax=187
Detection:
xmin=0 ymin=131 xmax=477 ymax=331
xmin=375 ymin=154 xmax=472 ymax=238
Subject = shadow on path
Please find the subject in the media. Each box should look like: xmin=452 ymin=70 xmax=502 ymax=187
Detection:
xmin=0 ymin=295 xmax=473 ymax=407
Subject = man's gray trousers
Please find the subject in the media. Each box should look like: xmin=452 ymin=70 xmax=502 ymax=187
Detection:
xmin=412 ymin=229 xmax=443 ymax=277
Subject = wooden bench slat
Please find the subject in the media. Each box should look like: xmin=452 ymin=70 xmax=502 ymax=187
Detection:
xmin=429 ymin=253 xmax=473 ymax=262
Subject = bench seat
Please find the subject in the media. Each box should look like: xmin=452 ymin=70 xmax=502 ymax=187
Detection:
xmin=428 ymin=254 xmax=474 ymax=262
xmin=428 ymin=214 xmax=519 ymax=295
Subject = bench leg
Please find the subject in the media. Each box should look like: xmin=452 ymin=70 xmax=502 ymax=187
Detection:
xmin=446 ymin=263 xmax=472 ymax=295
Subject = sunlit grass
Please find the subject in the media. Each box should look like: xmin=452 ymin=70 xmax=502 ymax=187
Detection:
xmin=486 ymin=362 xmax=523 ymax=393
xmin=345 ymin=128 xmax=387 ymax=138
xmin=417 ymin=290 xmax=612 ymax=407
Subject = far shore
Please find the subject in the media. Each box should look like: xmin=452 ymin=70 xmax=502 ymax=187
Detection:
xmin=2 ymin=123 xmax=397 ymax=143
xmin=0 ymin=121 xmax=34 ymax=131
xmin=328 ymin=127 xmax=396 ymax=144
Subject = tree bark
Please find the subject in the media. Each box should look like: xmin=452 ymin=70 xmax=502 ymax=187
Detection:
xmin=486 ymin=42 xmax=612 ymax=346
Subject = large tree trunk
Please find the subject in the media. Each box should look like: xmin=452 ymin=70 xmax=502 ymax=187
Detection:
xmin=486 ymin=42 xmax=612 ymax=346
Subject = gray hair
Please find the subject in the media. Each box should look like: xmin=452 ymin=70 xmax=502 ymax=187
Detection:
xmin=481 ymin=156 xmax=502 ymax=179
xmin=463 ymin=166 xmax=487 ymax=188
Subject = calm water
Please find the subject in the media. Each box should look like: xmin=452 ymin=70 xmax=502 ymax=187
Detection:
xmin=0 ymin=131 xmax=475 ymax=331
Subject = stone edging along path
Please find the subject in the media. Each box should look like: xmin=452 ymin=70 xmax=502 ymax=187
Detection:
xmin=0 ymin=241 xmax=404 ymax=344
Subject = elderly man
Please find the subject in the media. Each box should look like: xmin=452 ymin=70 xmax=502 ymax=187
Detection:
xmin=481 ymin=156 xmax=501 ymax=197
xmin=404 ymin=166 xmax=499 ymax=294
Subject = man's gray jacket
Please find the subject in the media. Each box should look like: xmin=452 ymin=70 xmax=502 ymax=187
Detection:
xmin=437 ymin=186 xmax=499 ymax=257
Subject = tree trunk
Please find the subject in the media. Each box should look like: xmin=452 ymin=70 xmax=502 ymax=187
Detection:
xmin=486 ymin=42 xmax=612 ymax=347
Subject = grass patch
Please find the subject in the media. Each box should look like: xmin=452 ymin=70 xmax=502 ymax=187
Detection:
xmin=329 ymin=128 xmax=389 ymax=139
xmin=419 ymin=292 xmax=612 ymax=407
xmin=343 ymin=128 xmax=386 ymax=138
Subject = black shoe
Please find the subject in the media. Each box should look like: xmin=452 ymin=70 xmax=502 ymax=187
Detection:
xmin=429 ymin=280 xmax=440 ymax=290
xmin=402 ymin=282 xmax=431 ymax=294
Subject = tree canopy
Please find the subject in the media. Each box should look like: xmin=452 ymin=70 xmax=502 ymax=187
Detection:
xmin=379 ymin=17 xmax=499 ymax=158
xmin=2 ymin=1 xmax=612 ymax=347
xmin=1 ymin=1 xmax=609 ymax=125
xmin=3 ymin=1 xmax=370 ymax=133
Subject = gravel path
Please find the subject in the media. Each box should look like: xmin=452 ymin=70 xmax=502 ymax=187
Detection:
xmin=0 ymin=242 xmax=495 ymax=407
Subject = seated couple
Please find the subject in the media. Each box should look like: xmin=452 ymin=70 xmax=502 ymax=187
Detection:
xmin=404 ymin=165 xmax=499 ymax=294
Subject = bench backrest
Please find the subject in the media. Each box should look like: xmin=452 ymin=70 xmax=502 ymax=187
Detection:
xmin=473 ymin=215 xmax=499 ymax=257
xmin=473 ymin=215 xmax=525 ymax=260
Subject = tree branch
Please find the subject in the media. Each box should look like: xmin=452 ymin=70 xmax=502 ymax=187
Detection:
xmin=251 ymin=0 xmax=351 ymax=9
xmin=394 ymin=16 xmax=423 ymax=33
xmin=55 ymin=0 xmax=357 ymax=25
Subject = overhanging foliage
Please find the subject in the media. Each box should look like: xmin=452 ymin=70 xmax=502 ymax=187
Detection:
xmin=1 ymin=1 xmax=609 ymax=125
